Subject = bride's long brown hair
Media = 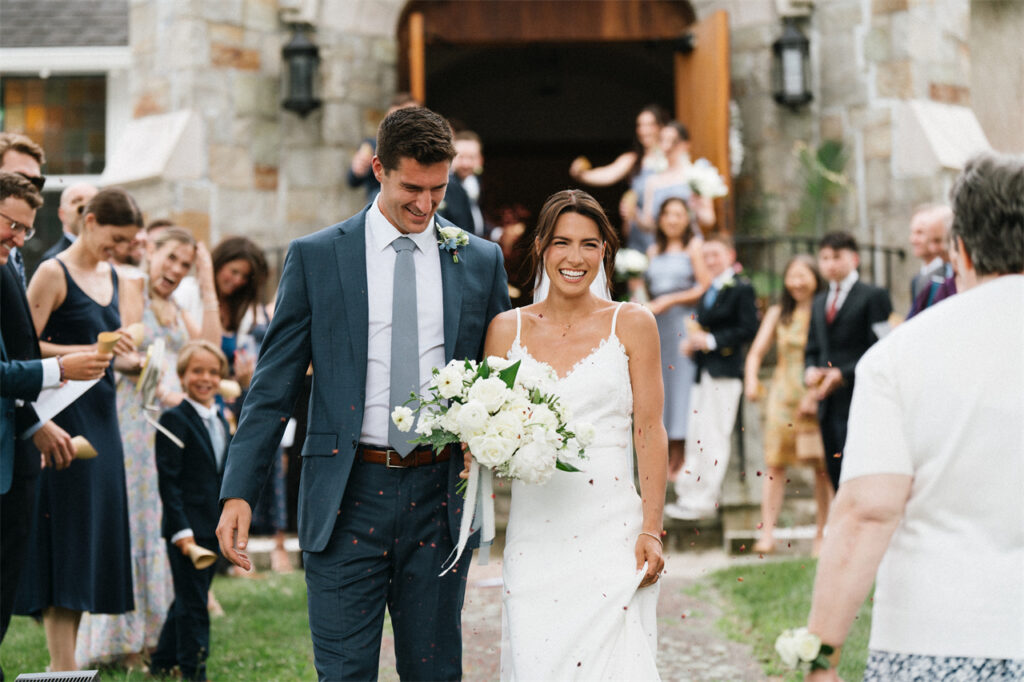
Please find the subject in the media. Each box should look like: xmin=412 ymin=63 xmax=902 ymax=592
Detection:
xmin=529 ymin=189 xmax=619 ymax=296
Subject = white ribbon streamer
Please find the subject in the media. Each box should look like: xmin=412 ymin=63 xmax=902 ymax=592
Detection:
xmin=440 ymin=460 xmax=496 ymax=576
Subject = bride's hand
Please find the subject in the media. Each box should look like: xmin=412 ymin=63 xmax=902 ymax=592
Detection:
xmin=458 ymin=443 xmax=472 ymax=479
xmin=635 ymin=534 xmax=665 ymax=588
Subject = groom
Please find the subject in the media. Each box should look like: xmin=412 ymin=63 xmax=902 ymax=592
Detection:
xmin=217 ymin=107 xmax=510 ymax=681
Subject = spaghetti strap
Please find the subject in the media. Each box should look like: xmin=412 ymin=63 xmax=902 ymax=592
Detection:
xmin=610 ymin=301 xmax=625 ymax=337
xmin=514 ymin=307 xmax=523 ymax=345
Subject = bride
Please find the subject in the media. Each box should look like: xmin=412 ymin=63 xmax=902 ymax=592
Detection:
xmin=481 ymin=189 xmax=667 ymax=680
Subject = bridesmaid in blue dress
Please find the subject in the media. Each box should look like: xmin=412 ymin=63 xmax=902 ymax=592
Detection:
xmin=17 ymin=188 xmax=143 ymax=671
xmin=644 ymin=197 xmax=709 ymax=481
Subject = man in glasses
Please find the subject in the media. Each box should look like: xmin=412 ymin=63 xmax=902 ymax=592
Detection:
xmin=0 ymin=133 xmax=46 ymax=286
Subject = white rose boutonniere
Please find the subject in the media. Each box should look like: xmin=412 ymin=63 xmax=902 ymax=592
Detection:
xmin=774 ymin=627 xmax=836 ymax=672
xmin=437 ymin=224 xmax=469 ymax=263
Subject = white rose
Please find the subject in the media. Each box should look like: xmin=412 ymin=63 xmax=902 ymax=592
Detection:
xmin=794 ymin=629 xmax=822 ymax=663
xmin=508 ymin=440 xmax=557 ymax=485
xmin=415 ymin=411 xmax=438 ymax=436
xmin=574 ymin=422 xmax=595 ymax=447
xmin=390 ymin=406 xmax=415 ymax=433
xmin=527 ymin=403 xmax=559 ymax=431
xmin=489 ymin=408 xmax=525 ymax=442
xmin=468 ymin=434 xmax=515 ymax=468
xmin=455 ymin=400 xmax=490 ymax=438
xmin=433 ymin=365 xmax=466 ymax=400
xmin=440 ymin=402 xmax=462 ymax=434
xmin=486 ymin=355 xmax=513 ymax=372
xmin=467 ymin=376 xmax=511 ymax=413
xmin=774 ymin=629 xmax=801 ymax=669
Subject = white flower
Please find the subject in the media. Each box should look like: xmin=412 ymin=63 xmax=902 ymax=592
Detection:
xmin=438 ymin=225 xmax=468 ymax=245
xmin=774 ymin=627 xmax=820 ymax=669
xmin=687 ymin=158 xmax=729 ymax=198
xmin=433 ymin=365 xmax=467 ymax=400
xmin=467 ymin=376 xmax=511 ymax=413
xmin=489 ymin=408 xmax=526 ymax=442
xmin=508 ymin=441 xmax=557 ymax=485
xmin=795 ymin=630 xmax=822 ymax=663
xmin=440 ymin=402 xmax=462 ymax=433
xmin=574 ymin=422 xmax=595 ymax=447
xmin=468 ymin=434 xmax=516 ymax=468
xmin=485 ymin=355 xmax=513 ymax=372
xmin=390 ymin=406 xmax=415 ymax=433
xmin=526 ymin=403 xmax=558 ymax=431
xmin=455 ymin=400 xmax=490 ymax=438
xmin=415 ymin=411 xmax=439 ymax=436
xmin=774 ymin=631 xmax=800 ymax=669
xmin=614 ymin=248 xmax=650 ymax=278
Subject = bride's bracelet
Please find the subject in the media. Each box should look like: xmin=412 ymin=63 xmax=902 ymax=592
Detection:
xmin=638 ymin=531 xmax=664 ymax=546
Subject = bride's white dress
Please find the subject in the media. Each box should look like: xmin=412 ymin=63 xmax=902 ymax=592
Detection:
xmin=500 ymin=303 xmax=660 ymax=681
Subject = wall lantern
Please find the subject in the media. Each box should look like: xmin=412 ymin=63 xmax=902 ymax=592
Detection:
xmin=772 ymin=18 xmax=812 ymax=109
xmin=282 ymin=26 xmax=322 ymax=117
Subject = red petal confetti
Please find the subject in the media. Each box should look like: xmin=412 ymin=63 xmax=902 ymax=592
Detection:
xmin=681 ymin=614 xmax=687 ymax=619
xmin=739 ymin=544 xmax=746 ymax=551
xmin=737 ymin=577 xmax=744 ymax=582
xmin=757 ymin=522 xmax=763 ymax=529
xmin=668 ymin=365 xmax=675 ymax=370
xmin=833 ymin=452 xmax=842 ymax=458
xmin=588 ymin=479 xmax=594 ymax=485
xmin=756 ymin=471 xmax=762 ymax=476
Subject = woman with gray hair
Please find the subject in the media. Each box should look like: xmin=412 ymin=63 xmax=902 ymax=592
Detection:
xmin=795 ymin=151 xmax=1024 ymax=680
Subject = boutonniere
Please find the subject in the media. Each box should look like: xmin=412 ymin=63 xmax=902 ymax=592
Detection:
xmin=437 ymin=224 xmax=469 ymax=263
xmin=720 ymin=278 xmax=737 ymax=290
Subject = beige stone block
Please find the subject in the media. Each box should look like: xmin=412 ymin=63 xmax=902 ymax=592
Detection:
xmin=727 ymin=0 xmax=775 ymax=28
xmin=244 ymin=0 xmax=278 ymax=31
xmin=210 ymin=144 xmax=253 ymax=189
xmin=849 ymin=106 xmax=891 ymax=129
xmin=358 ymin=0 xmax=403 ymax=38
xmin=821 ymin=35 xmax=867 ymax=107
xmin=281 ymin=115 xmax=323 ymax=148
xmin=178 ymin=182 xmax=212 ymax=214
xmin=172 ymin=210 xmax=212 ymax=245
xmin=195 ymin=0 xmax=243 ymax=24
xmin=320 ymin=0 xmax=361 ymax=34
xmin=872 ymin=0 xmax=908 ymax=14
xmin=821 ymin=113 xmax=845 ymax=141
xmin=234 ymin=73 xmax=278 ymax=116
xmin=863 ymin=122 xmax=892 ymax=159
xmin=283 ymin=147 xmax=346 ymax=188
xmin=247 ymin=120 xmax=281 ymax=167
xmin=254 ymin=165 xmax=278 ymax=191
xmin=864 ymin=17 xmax=891 ymax=63
xmin=371 ymin=37 xmax=398 ymax=66
xmin=214 ymin=188 xmax=277 ymax=235
xmin=864 ymin=157 xmax=891 ymax=207
xmin=169 ymin=19 xmax=210 ymax=69
xmin=210 ymin=23 xmax=245 ymax=46
xmin=258 ymin=33 xmax=282 ymax=77
xmin=876 ymin=59 xmax=913 ymax=98
xmin=929 ymin=83 xmax=969 ymax=106
xmin=323 ymin=102 xmax=364 ymax=145
xmin=130 ymin=1 xmax=158 ymax=54
xmin=212 ymin=43 xmax=261 ymax=71
xmin=124 ymin=180 xmax=175 ymax=222
xmin=819 ymin=3 xmax=865 ymax=35
xmin=730 ymin=24 xmax=775 ymax=54
xmin=134 ymin=88 xmax=169 ymax=118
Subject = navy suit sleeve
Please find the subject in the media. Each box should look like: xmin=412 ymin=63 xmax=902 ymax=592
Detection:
xmin=220 ymin=241 xmax=313 ymax=507
xmin=0 ymin=359 xmax=43 ymax=401
xmin=711 ymin=283 xmax=759 ymax=350
xmin=805 ymin=295 xmax=825 ymax=370
xmin=839 ymin=285 xmax=892 ymax=383
xmin=480 ymin=240 xmax=512 ymax=359
xmin=156 ymin=410 xmax=191 ymax=539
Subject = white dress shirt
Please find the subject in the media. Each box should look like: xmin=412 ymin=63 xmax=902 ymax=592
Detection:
xmin=360 ymin=197 xmax=446 ymax=446
xmin=462 ymin=174 xmax=485 ymax=237
xmin=171 ymin=397 xmax=225 ymax=543
xmin=826 ymin=269 xmax=859 ymax=314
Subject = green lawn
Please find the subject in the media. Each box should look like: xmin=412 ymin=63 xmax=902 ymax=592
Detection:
xmin=0 ymin=571 xmax=317 ymax=681
xmin=705 ymin=558 xmax=873 ymax=681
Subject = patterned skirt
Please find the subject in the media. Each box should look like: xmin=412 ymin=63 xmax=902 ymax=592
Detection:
xmin=865 ymin=650 xmax=1024 ymax=681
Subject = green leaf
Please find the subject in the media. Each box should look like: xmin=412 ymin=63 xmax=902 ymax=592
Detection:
xmin=555 ymin=459 xmax=582 ymax=472
xmin=497 ymin=359 xmax=521 ymax=389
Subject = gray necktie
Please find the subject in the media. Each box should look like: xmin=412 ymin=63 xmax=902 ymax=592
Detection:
xmin=12 ymin=249 xmax=25 ymax=286
xmin=389 ymin=237 xmax=418 ymax=455
xmin=704 ymin=283 xmax=720 ymax=309
xmin=205 ymin=412 xmax=226 ymax=472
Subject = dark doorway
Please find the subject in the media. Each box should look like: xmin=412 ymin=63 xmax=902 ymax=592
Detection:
xmin=425 ymin=41 xmax=676 ymax=293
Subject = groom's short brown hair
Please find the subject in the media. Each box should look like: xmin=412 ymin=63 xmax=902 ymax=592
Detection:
xmin=375 ymin=107 xmax=456 ymax=172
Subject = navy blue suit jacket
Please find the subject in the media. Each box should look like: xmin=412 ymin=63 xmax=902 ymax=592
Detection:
xmin=0 ymin=338 xmax=43 ymax=494
xmin=220 ymin=208 xmax=511 ymax=552
xmin=693 ymin=276 xmax=759 ymax=381
xmin=156 ymin=401 xmax=229 ymax=540
xmin=41 ymin=234 xmax=73 ymax=262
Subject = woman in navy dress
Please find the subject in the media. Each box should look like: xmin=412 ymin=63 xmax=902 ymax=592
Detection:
xmin=645 ymin=197 xmax=709 ymax=481
xmin=17 ymin=188 xmax=143 ymax=671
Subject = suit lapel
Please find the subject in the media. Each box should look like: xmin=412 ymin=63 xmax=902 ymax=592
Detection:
xmin=438 ymin=224 xmax=464 ymax=362
xmin=334 ymin=217 xmax=370 ymax=379
xmin=180 ymin=401 xmax=217 ymax=469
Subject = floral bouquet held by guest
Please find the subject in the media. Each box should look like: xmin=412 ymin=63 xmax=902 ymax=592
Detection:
xmin=614 ymin=247 xmax=650 ymax=302
xmin=392 ymin=355 xmax=593 ymax=572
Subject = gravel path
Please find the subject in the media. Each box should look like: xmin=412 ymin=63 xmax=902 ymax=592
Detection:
xmin=379 ymin=550 xmax=770 ymax=681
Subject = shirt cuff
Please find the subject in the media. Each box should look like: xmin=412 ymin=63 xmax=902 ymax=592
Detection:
xmin=705 ymin=333 xmax=718 ymax=351
xmin=20 ymin=420 xmax=44 ymax=440
xmin=41 ymin=357 xmax=61 ymax=389
xmin=171 ymin=529 xmax=195 ymax=544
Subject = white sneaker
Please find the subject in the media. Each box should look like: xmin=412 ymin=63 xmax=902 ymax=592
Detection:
xmin=664 ymin=502 xmax=716 ymax=521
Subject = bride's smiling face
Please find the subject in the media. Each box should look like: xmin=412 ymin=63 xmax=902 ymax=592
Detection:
xmin=543 ymin=212 xmax=605 ymax=296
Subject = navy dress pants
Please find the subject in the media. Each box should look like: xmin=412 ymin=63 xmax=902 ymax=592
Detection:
xmin=304 ymin=456 xmax=468 ymax=682
xmin=151 ymin=537 xmax=218 ymax=681
xmin=821 ymin=390 xmax=852 ymax=491
xmin=0 ymin=442 xmax=39 ymax=642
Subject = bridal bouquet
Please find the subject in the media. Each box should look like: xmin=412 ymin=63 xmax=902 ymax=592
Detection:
xmin=687 ymin=157 xmax=729 ymax=198
xmin=613 ymin=248 xmax=650 ymax=281
xmin=391 ymin=356 xmax=594 ymax=573
xmin=391 ymin=356 xmax=592 ymax=486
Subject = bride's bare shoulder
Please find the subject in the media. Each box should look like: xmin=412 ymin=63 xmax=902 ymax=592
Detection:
xmin=485 ymin=308 xmax=520 ymax=354
xmin=615 ymin=302 xmax=659 ymax=344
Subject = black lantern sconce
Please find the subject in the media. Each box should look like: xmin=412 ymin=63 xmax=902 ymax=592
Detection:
xmin=772 ymin=18 xmax=812 ymax=109
xmin=282 ymin=26 xmax=322 ymax=117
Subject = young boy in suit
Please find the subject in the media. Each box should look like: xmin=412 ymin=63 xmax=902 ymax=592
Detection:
xmin=666 ymin=234 xmax=759 ymax=520
xmin=151 ymin=340 xmax=230 ymax=682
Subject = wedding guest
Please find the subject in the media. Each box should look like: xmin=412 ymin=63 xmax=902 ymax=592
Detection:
xmin=666 ymin=234 xmax=758 ymax=520
xmin=15 ymin=187 xmax=142 ymax=671
xmin=347 ymin=92 xmax=420 ymax=202
xmin=439 ymin=130 xmax=489 ymax=239
xmin=41 ymin=183 xmax=98 ymax=261
xmin=639 ymin=121 xmax=716 ymax=233
xmin=151 ymin=340 xmax=231 ymax=682
xmin=803 ymin=151 xmax=1023 ymax=681
xmin=744 ymin=255 xmax=832 ymax=554
xmin=75 ymin=226 xmax=220 ymax=669
xmin=905 ymin=205 xmax=955 ymax=319
xmin=644 ymin=197 xmax=708 ymax=481
xmin=804 ymin=232 xmax=892 ymax=490
xmin=570 ymin=104 xmax=669 ymax=252
xmin=0 ymin=132 xmax=45 ymax=283
xmin=0 ymin=173 xmax=111 ymax=673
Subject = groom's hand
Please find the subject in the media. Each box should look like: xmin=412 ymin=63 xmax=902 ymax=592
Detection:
xmin=217 ymin=498 xmax=253 ymax=570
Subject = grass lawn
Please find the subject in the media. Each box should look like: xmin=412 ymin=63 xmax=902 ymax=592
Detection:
xmin=705 ymin=557 xmax=873 ymax=681
xmin=0 ymin=571 xmax=318 ymax=681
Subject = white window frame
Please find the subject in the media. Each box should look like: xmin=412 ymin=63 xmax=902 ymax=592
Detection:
xmin=0 ymin=46 xmax=132 ymax=190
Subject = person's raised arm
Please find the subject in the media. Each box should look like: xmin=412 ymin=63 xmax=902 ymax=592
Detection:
xmin=744 ymin=304 xmax=780 ymax=402
xmin=570 ymin=151 xmax=638 ymax=187
xmin=621 ymin=304 xmax=667 ymax=588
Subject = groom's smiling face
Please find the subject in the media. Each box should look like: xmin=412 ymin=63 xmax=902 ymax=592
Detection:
xmin=373 ymin=156 xmax=450 ymax=235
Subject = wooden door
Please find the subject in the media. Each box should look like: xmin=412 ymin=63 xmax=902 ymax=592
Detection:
xmin=675 ymin=10 xmax=732 ymax=233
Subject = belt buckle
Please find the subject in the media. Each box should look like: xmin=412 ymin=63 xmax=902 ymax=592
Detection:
xmin=385 ymin=449 xmax=407 ymax=469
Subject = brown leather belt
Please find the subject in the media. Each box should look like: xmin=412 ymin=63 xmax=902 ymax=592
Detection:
xmin=358 ymin=444 xmax=450 ymax=469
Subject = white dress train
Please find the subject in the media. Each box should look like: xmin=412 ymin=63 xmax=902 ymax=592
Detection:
xmin=500 ymin=303 xmax=660 ymax=681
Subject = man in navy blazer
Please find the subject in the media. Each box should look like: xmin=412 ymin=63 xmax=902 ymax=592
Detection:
xmin=0 ymin=172 xmax=109 ymax=659
xmin=217 ymin=108 xmax=511 ymax=681
xmin=805 ymin=231 xmax=892 ymax=490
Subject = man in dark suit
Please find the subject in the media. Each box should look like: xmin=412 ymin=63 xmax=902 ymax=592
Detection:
xmin=0 ymin=172 xmax=108 ymax=664
xmin=439 ymin=130 xmax=489 ymax=239
xmin=40 ymin=182 xmax=97 ymax=262
xmin=666 ymin=234 xmax=759 ymax=520
xmin=217 ymin=108 xmax=510 ymax=681
xmin=152 ymin=340 xmax=232 ymax=682
xmin=805 ymin=231 xmax=893 ymax=490
xmin=908 ymin=204 xmax=952 ymax=306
